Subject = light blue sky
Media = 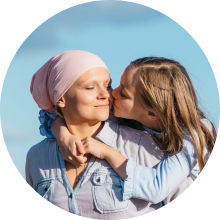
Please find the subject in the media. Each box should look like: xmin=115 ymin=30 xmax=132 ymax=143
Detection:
xmin=1 ymin=1 xmax=219 ymax=177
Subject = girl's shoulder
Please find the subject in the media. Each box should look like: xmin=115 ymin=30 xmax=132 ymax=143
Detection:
xmin=200 ymin=118 xmax=213 ymax=131
xmin=182 ymin=118 xmax=213 ymax=155
xmin=183 ymin=118 xmax=213 ymax=139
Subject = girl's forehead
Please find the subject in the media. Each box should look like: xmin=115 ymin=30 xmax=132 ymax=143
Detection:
xmin=121 ymin=65 xmax=137 ymax=87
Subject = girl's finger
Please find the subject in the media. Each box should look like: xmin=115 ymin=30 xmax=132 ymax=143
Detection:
xmin=76 ymin=140 xmax=86 ymax=154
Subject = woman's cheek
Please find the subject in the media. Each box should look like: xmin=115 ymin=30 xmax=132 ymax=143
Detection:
xmin=76 ymin=92 xmax=95 ymax=105
xmin=109 ymin=95 xmax=113 ymax=108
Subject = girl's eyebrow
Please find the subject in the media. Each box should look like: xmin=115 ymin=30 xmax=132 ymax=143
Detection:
xmin=120 ymin=81 xmax=124 ymax=88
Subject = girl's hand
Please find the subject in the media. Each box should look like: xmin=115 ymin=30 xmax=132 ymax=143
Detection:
xmin=82 ymin=136 xmax=128 ymax=180
xmin=58 ymin=134 xmax=88 ymax=166
xmin=51 ymin=117 xmax=87 ymax=165
xmin=81 ymin=137 xmax=109 ymax=159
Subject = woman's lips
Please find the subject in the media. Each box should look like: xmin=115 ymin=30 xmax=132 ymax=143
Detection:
xmin=94 ymin=104 xmax=109 ymax=107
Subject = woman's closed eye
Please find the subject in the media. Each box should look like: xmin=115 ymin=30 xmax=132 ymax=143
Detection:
xmin=86 ymin=86 xmax=94 ymax=90
xmin=85 ymin=84 xmax=111 ymax=90
xmin=105 ymin=84 xmax=112 ymax=90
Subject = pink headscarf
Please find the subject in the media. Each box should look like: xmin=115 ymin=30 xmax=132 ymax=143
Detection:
xmin=30 ymin=50 xmax=108 ymax=112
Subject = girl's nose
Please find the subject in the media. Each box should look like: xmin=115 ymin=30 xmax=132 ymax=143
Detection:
xmin=112 ymin=87 xmax=119 ymax=99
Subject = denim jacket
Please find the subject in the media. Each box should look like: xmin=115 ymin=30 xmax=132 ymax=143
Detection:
xmin=34 ymin=111 xmax=210 ymax=207
xmin=26 ymin=120 xmax=163 ymax=219
xmin=121 ymin=118 xmax=211 ymax=203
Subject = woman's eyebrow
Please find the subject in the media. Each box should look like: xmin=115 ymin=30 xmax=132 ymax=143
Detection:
xmin=102 ymin=78 xmax=112 ymax=84
xmin=78 ymin=78 xmax=111 ymax=85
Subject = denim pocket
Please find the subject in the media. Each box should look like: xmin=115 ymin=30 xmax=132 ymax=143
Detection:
xmin=36 ymin=180 xmax=52 ymax=198
xmin=92 ymin=168 xmax=129 ymax=214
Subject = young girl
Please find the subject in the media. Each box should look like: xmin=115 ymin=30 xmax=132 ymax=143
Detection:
xmin=42 ymin=57 xmax=216 ymax=203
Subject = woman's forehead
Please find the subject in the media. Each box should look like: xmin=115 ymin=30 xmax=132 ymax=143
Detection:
xmin=76 ymin=67 xmax=110 ymax=83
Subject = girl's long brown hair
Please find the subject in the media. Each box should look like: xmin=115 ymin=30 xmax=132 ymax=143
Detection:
xmin=131 ymin=57 xmax=216 ymax=171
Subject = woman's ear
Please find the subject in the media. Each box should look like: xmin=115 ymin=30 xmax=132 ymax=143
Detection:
xmin=56 ymin=97 xmax=66 ymax=108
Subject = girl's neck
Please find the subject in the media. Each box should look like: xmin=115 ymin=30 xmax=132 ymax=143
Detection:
xmin=140 ymin=118 xmax=162 ymax=132
xmin=66 ymin=121 xmax=103 ymax=139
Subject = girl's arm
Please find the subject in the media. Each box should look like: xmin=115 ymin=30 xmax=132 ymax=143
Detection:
xmin=81 ymin=137 xmax=128 ymax=180
xmin=83 ymin=136 xmax=195 ymax=204
xmin=50 ymin=117 xmax=128 ymax=179
xmin=38 ymin=110 xmax=87 ymax=165
xmin=49 ymin=112 xmax=196 ymax=204
xmin=121 ymin=150 xmax=194 ymax=203
xmin=51 ymin=117 xmax=87 ymax=164
xmin=53 ymin=124 xmax=195 ymax=204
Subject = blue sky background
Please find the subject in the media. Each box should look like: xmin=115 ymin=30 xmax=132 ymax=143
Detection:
xmin=0 ymin=0 xmax=219 ymax=177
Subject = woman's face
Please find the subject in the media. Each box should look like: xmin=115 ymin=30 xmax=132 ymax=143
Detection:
xmin=61 ymin=67 xmax=111 ymax=124
xmin=112 ymin=65 xmax=145 ymax=120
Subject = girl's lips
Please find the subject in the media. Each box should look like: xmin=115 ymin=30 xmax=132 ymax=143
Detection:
xmin=113 ymin=101 xmax=117 ymax=108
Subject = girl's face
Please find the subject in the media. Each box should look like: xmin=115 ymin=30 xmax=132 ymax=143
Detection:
xmin=112 ymin=65 xmax=161 ymax=130
xmin=60 ymin=67 xmax=111 ymax=124
xmin=112 ymin=65 xmax=145 ymax=120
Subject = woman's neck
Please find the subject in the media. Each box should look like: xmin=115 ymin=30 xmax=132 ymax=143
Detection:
xmin=66 ymin=121 xmax=103 ymax=139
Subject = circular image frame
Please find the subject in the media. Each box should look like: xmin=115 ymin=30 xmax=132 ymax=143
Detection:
xmin=0 ymin=0 xmax=220 ymax=220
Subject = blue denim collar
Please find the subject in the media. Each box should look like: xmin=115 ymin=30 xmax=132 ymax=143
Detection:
xmin=95 ymin=119 xmax=118 ymax=149
xmin=143 ymin=126 xmax=162 ymax=138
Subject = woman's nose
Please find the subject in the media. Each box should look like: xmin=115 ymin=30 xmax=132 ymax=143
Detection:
xmin=98 ymin=87 xmax=110 ymax=99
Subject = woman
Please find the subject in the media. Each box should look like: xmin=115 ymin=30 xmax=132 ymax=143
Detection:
xmin=26 ymin=50 xmax=167 ymax=219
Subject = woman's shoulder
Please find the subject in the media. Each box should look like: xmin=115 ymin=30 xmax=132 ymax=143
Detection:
xmin=27 ymin=138 xmax=57 ymax=159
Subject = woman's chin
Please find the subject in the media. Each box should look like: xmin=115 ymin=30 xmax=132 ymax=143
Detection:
xmin=97 ymin=113 xmax=110 ymax=121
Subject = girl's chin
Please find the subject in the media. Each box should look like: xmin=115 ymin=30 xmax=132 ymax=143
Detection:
xmin=113 ymin=109 xmax=121 ymax=117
